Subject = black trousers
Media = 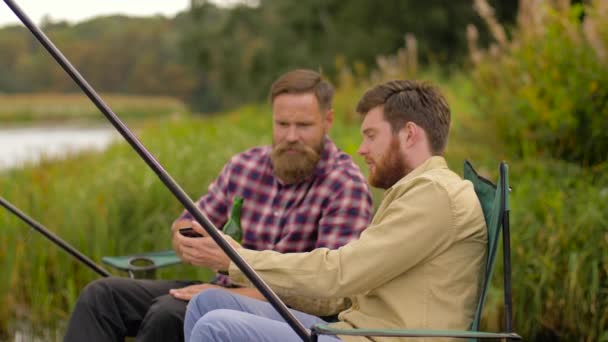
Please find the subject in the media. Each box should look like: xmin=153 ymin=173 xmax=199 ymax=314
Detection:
xmin=63 ymin=277 xmax=201 ymax=342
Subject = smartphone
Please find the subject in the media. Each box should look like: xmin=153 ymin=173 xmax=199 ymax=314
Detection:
xmin=179 ymin=227 xmax=203 ymax=238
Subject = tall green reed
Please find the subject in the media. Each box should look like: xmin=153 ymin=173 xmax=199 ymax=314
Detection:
xmin=0 ymin=106 xmax=271 ymax=337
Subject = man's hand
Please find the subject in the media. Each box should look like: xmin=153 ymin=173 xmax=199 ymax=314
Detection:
xmin=171 ymin=219 xmax=192 ymax=259
xmin=169 ymin=283 xmax=222 ymax=301
xmin=175 ymin=221 xmax=241 ymax=271
xmin=169 ymin=283 xmax=267 ymax=301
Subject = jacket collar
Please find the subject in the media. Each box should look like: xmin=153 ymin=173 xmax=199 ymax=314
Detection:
xmin=387 ymin=156 xmax=448 ymax=191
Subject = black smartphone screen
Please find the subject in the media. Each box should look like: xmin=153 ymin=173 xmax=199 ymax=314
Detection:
xmin=179 ymin=227 xmax=203 ymax=238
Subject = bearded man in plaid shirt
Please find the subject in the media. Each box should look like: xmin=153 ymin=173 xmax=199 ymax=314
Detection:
xmin=64 ymin=69 xmax=373 ymax=342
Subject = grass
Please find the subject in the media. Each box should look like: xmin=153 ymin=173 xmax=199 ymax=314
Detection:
xmin=0 ymin=93 xmax=187 ymax=124
xmin=0 ymin=75 xmax=606 ymax=340
xmin=0 ymin=104 xmax=273 ymax=338
xmin=0 ymin=77 xmax=500 ymax=338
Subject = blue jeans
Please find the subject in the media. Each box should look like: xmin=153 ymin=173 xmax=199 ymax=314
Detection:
xmin=184 ymin=288 xmax=342 ymax=342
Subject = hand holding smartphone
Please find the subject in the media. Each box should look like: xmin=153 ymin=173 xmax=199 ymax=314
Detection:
xmin=179 ymin=227 xmax=203 ymax=238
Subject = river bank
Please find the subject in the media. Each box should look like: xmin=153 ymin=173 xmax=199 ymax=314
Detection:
xmin=0 ymin=125 xmax=120 ymax=170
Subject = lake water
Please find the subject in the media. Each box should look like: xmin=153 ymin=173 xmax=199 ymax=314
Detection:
xmin=0 ymin=126 xmax=120 ymax=170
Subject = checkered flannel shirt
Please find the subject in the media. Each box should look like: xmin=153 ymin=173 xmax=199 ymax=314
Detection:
xmin=178 ymin=136 xmax=372 ymax=315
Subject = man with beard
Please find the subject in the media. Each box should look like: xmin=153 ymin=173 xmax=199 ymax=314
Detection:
xmin=63 ymin=69 xmax=373 ymax=342
xmin=182 ymin=80 xmax=487 ymax=342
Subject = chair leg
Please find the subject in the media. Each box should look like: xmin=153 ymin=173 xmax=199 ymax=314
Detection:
xmin=503 ymin=210 xmax=513 ymax=333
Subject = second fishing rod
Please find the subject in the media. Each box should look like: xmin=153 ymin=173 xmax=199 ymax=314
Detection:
xmin=0 ymin=196 xmax=111 ymax=278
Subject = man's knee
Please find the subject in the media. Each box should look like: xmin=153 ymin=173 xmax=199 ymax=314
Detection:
xmin=76 ymin=277 xmax=123 ymax=307
xmin=187 ymin=288 xmax=233 ymax=315
xmin=136 ymin=295 xmax=187 ymax=341
xmin=145 ymin=295 xmax=187 ymax=323
xmin=191 ymin=309 xmax=234 ymax=340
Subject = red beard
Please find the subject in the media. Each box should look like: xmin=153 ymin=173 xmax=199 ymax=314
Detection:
xmin=270 ymin=141 xmax=322 ymax=184
xmin=368 ymin=137 xmax=407 ymax=189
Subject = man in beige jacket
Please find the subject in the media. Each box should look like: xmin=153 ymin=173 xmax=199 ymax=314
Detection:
xmin=179 ymin=80 xmax=487 ymax=342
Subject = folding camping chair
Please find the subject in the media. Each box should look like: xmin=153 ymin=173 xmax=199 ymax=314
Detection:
xmin=311 ymin=161 xmax=521 ymax=341
xmin=101 ymin=198 xmax=243 ymax=279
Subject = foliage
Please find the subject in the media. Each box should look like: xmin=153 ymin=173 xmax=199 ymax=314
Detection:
xmin=0 ymin=93 xmax=187 ymax=123
xmin=469 ymin=0 xmax=608 ymax=166
xmin=467 ymin=1 xmax=608 ymax=339
xmin=0 ymin=107 xmax=268 ymax=338
xmin=476 ymin=159 xmax=608 ymax=341
xmin=182 ymin=0 xmax=518 ymax=111
xmin=0 ymin=1 xmax=519 ymax=112
xmin=362 ymin=29 xmax=608 ymax=339
xmin=0 ymin=76 xmax=465 ymax=336
xmin=0 ymin=16 xmax=198 ymax=101
xmin=1 ymin=2 xmax=606 ymax=338
xmin=0 ymin=72 xmax=606 ymax=341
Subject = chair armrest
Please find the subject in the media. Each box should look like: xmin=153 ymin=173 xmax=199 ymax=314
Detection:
xmin=311 ymin=324 xmax=522 ymax=340
xmin=102 ymin=249 xmax=181 ymax=272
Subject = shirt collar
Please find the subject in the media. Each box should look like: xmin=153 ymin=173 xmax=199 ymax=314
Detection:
xmin=387 ymin=156 xmax=448 ymax=191
xmin=313 ymin=135 xmax=338 ymax=176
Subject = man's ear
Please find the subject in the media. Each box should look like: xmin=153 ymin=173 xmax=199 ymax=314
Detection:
xmin=400 ymin=122 xmax=417 ymax=147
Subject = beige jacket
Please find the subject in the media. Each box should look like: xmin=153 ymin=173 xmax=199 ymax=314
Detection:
xmin=229 ymin=156 xmax=487 ymax=341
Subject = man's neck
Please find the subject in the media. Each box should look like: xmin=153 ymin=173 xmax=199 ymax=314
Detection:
xmin=405 ymin=149 xmax=434 ymax=173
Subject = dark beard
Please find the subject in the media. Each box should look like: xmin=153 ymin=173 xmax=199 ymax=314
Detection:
xmin=271 ymin=141 xmax=322 ymax=184
xmin=368 ymin=137 xmax=407 ymax=189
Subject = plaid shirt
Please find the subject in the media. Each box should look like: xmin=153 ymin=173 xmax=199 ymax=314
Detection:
xmin=179 ymin=136 xmax=373 ymax=288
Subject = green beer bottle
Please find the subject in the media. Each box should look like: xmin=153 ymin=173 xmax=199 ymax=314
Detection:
xmin=222 ymin=196 xmax=243 ymax=243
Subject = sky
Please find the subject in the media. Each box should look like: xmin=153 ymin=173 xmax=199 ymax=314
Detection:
xmin=0 ymin=1 xmax=240 ymax=28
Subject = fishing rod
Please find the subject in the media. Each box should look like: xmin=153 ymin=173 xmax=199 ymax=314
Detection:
xmin=3 ymin=1 xmax=311 ymax=340
xmin=0 ymin=196 xmax=111 ymax=277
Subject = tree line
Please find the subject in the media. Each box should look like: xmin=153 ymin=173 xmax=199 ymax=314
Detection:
xmin=0 ymin=0 xmax=517 ymax=112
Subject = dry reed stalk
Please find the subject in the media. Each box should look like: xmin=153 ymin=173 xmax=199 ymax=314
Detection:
xmin=517 ymin=0 xmax=547 ymax=37
xmin=467 ymin=24 xmax=482 ymax=65
xmin=583 ymin=1 xmax=607 ymax=62
xmin=596 ymin=0 xmax=608 ymax=14
xmin=489 ymin=43 xmax=501 ymax=59
xmin=405 ymin=33 xmax=418 ymax=77
xmin=371 ymin=33 xmax=419 ymax=83
xmin=473 ymin=0 xmax=509 ymax=48
xmin=554 ymin=0 xmax=571 ymax=12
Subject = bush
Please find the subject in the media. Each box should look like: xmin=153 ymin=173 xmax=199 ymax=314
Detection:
xmin=469 ymin=1 xmax=608 ymax=166
xmin=490 ymin=159 xmax=608 ymax=341
xmin=468 ymin=2 xmax=608 ymax=339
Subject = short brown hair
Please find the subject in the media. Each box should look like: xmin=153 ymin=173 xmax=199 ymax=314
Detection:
xmin=269 ymin=69 xmax=334 ymax=111
xmin=356 ymin=80 xmax=451 ymax=155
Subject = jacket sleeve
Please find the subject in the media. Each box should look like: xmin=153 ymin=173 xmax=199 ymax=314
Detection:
xmin=229 ymin=177 xmax=455 ymax=299
xmin=233 ymin=275 xmax=351 ymax=316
